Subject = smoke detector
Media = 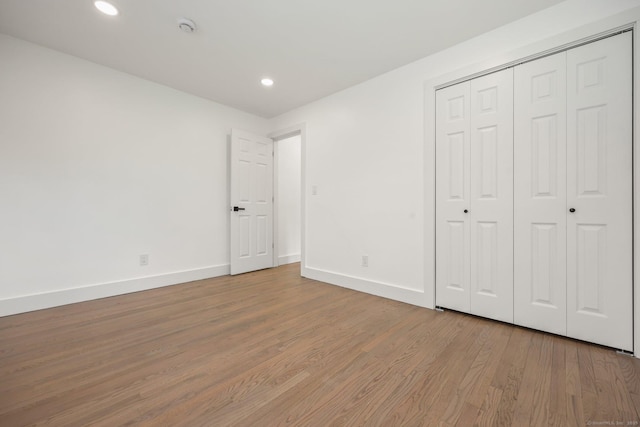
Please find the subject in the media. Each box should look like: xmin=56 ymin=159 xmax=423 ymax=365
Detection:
xmin=177 ymin=18 xmax=196 ymax=33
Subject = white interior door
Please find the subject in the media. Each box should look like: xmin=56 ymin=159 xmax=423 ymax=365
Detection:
xmin=230 ymin=129 xmax=274 ymax=275
xmin=514 ymin=51 xmax=568 ymax=335
xmin=436 ymin=81 xmax=471 ymax=313
xmin=469 ymin=69 xmax=514 ymax=323
xmin=566 ymin=33 xmax=633 ymax=351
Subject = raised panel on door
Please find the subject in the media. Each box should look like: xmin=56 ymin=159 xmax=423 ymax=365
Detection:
xmin=469 ymin=68 xmax=514 ymax=323
xmin=436 ymin=81 xmax=471 ymax=313
xmin=230 ymin=129 xmax=274 ymax=275
xmin=566 ymin=32 xmax=632 ymax=351
xmin=514 ymin=52 xmax=567 ymax=335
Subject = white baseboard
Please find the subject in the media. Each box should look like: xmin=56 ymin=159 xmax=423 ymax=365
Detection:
xmin=304 ymin=267 xmax=427 ymax=308
xmin=278 ymin=254 xmax=301 ymax=265
xmin=0 ymin=264 xmax=230 ymax=317
xmin=2 ymin=264 xmax=426 ymax=317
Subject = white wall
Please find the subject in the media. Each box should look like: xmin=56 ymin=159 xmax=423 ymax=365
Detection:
xmin=270 ymin=0 xmax=640 ymax=309
xmin=271 ymin=66 xmax=426 ymax=305
xmin=277 ymin=135 xmax=301 ymax=264
xmin=0 ymin=34 xmax=269 ymax=315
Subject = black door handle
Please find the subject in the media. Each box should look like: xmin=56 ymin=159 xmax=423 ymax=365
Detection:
xmin=464 ymin=209 xmax=469 ymax=213
xmin=569 ymin=208 xmax=576 ymax=213
xmin=233 ymin=206 xmax=245 ymax=212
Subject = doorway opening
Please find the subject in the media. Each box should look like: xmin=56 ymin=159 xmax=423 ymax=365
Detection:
xmin=274 ymin=134 xmax=301 ymax=266
xmin=270 ymin=124 xmax=306 ymax=276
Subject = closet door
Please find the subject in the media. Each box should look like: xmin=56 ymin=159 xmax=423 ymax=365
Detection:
xmin=469 ymin=69 xmax=514 ymax=323
xmin=436 ymin=70 xmax=514 ymax=321
xmin=436 ymin=82 xmax=471 ymax=313
xmin=566 ymin=33 xmax=633 ymax=351
xmin=514 ymin=52 xmax=567 ymax=335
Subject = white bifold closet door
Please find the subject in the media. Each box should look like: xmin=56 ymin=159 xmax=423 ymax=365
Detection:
xmin=436 ymin=68 xmax=514 ymax=323
xmin=514 ymin=51 xmax=568 ymax=336
xmin=514 ymin=32 xmax=632 ymax=351
xmin=566 ymin=33 xmax=633 ymax=351
xmin=436 ymin=81 xmax=471 ymax=313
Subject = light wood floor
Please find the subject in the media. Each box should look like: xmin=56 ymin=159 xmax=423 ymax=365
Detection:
xmin=1 ymin=263 xmax=639 ymax=426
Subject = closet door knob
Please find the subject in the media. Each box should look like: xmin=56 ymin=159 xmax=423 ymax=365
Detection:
xmin=569 ymin=208 xmax=576 ymax=213
xmin=464 ymin=209 xmax=469 ymax=213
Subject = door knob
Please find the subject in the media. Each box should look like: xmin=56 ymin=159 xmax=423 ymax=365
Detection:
xmin=464 ymin=209 xmax=469 ymax=213
xmin=569 ymin=208 xmax=576 ymax=213
xmin=233 ymin=206 xmax=245 ymax=212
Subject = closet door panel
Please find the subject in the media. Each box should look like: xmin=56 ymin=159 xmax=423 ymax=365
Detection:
xmin=566 ymin=32 xmax=633 ymax=351
xmin=514 ymin=52 xmax=567 ymax=335
xmin=469 ymin=69 xmax=514 ymax=323
xmin=436 ymin=82 xmax=471 ymax=312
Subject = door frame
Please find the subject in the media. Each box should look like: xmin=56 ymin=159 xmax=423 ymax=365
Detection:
xmin=424 ymin=10 xmax=640 ymax=357
xmin=269 ymin=123 xmax=307 ymax=277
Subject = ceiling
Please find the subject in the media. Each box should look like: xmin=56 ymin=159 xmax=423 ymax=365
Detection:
xmin=0 ymin=0 xmax=565 ymax=118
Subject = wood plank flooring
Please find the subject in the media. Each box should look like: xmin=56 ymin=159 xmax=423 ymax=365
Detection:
xmin=1 ymin=263 xmax=639 ymax=426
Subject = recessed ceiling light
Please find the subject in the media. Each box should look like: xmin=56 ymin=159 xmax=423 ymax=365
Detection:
xmin=261 ymin=78 xmax=274 ymax=87
xmin=95 ymin=1 xmax=118 ymax=16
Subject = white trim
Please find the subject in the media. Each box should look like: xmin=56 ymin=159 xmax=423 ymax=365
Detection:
xmin=305 ymin=267 xmax=427 ymax=308
xmin=425 ymin=7 xmax=640 ymax=357
xmin=425 ymin=9 xmax=640 ymax=91
xmin=0 ymin=264 xmax=229 ymax=317
xmin=438 ymin=24 xmax=633 ymax=91
xmin=634 ymin=21 xmax=640 ymax=359
xmin=278 ymin=254 xmax=301 ymax=265
xmin=269 ymin=123 xmax=307 ymax=277
xmin=273 ymin=140 xmax=280 ymax=266
xmin=268 ymin=124 xmax=306 ymax=141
